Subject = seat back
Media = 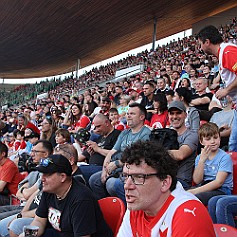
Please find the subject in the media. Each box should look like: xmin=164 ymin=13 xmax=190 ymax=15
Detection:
xmin=98 ymin=197 xmax=125 ymax=237
xmin=227 ymin=152 xmax=237 ymax=195
xmin=213 ymin=224 xmax=237 ymax=236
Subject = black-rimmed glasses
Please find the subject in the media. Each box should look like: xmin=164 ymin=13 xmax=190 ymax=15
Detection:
xmin=120 ymin=173 xmax=159 ymax=185
xmin=31 ymin=150 xmax=46 ymax=155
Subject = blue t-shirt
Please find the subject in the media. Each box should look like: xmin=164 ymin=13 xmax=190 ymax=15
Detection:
xmin=195 ymin=148 xmax=233 ymax=192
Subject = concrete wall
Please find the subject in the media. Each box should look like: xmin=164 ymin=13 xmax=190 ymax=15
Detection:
xmin=193 ymin=7 xmax=237 ymax=35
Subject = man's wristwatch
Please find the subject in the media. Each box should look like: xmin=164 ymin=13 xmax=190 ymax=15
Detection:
xmin=114 ymin=160 xmax=120 ymax=168
xmin=16 ymin=213 xmax=22 ymax=219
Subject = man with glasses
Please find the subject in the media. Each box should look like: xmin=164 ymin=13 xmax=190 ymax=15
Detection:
xmin=117 ymin=140 xmax=215 ymax=237
xmin=17 ymin=154 xmax=112 ymax=237
xmin=0 ymin=140 xmax=53 ymax=220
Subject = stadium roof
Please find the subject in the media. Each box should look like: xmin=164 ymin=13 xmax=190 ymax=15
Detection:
xmin=0 ymin=0 xmax=237 ymax=79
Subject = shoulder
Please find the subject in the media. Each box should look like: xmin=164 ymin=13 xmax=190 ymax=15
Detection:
xmin=172 ymin=200 xmax=215 ymax=236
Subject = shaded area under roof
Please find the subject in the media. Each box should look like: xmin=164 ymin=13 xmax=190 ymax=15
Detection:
xmin=0 ymin=0 xmax=237 ymax=79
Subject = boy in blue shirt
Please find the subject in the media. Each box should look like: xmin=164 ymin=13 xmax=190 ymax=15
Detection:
xmin=188 ymin=122 xmax=233 ymax=205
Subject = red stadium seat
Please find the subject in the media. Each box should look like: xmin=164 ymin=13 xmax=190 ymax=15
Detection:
xmin=213 ymin=224 xmax=237 ymax=236
xmin=98 ymin=197 xmax=125 ymax=237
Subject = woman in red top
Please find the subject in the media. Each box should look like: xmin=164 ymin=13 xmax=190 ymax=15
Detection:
xmin=17 ymin=114 xmax=40 ymax=135
xmin=63 ymin=104 xmax=90 ymax=133
xmin=150 ymin=93 xmax=170 ymax=129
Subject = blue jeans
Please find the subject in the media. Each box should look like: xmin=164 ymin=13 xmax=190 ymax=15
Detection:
xmin=208 ymin=195 xmax=237 ymax=227
xmin=79 ymin=165 xmax=103 ymax=184
xmin=9 ymin=217 xmax=33 ymax=236
xmin=89 ymin=171 xmax=121 ymax=201
xmin=229 ymin=109 xmax=237 ymax=151
xmin=0 ymin=214 xmax=15 ymax=237
xmin=113 ymin=178 xmax=126 ymax=205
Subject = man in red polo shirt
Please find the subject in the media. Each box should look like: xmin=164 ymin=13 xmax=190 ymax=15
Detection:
xmin=0 ymin=142 xmax=22 ymax=205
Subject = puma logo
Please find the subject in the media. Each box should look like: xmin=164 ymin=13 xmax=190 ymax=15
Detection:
xmin=184 ymin=207 xmax=196 ymax=216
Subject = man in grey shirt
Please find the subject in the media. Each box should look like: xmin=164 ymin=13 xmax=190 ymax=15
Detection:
xmin=168 ymin=101 xmax=198 ymax=189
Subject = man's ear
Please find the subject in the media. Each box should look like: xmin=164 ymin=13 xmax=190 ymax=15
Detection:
xmin=160 ymin=175 xmax=172 ymax=193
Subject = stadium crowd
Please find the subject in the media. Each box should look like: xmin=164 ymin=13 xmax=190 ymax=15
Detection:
xmin=0 ymin=16 xmax=237 ymax=236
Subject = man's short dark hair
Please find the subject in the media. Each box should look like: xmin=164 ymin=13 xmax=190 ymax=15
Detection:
xmin=109 ymin=108 xmax=119 ymax=114
xmin=197 ymin=25 xmax=223 ymax=44
xmin=121 ymin=140 xmax=178 ymax=191
xmin=33 ymin=140 xmax=53 ymax=155
xmin=0 ymin=142 xmax=8 ymax=158
xmin=144 ymin=81 xmax=155 ymax=89
xmin=129 ymin=103 xmax=147 ymax=118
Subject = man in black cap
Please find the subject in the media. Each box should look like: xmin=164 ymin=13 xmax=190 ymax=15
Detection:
xmin=18 ymin=154 xmax=112 ymax=237
xmin=168 ymin=101 xmax=198 ymax=190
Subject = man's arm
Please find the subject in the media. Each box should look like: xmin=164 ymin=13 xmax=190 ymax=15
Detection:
xmin=17 ymin=182 xmax=39 ymax=200
xmin=216 ymin=75 xmax=237 ymax=99
xmin=190 ymin=96 xmax=211 ymax=106
xmin=101 ymin=149 xmax=117 ymax=183
xmin=19 ymin=215 xmax=47 ymax=237
xmin=169 ymin=145 xmax=193 ymax=161
xmin=188 ymin=171 xmax=228 ymax=195
xmin=0 ymin=180 xmax=7 ymax=192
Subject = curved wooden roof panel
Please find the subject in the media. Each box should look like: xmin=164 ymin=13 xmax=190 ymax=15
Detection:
xmin=0 ymin=0 xmax=237 ymax=79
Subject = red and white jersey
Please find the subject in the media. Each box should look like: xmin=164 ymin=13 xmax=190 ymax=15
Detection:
xmin=218 ymin=42 xmax=237 ymax=103
xmin=117 ymin=182 xmax=215 ymax=237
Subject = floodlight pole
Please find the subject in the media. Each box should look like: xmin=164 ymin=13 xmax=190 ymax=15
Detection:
xmin=75 ymin=58 xmax=80 ymax=79
xmin=152 ymin=17 xmax=157 ymax=51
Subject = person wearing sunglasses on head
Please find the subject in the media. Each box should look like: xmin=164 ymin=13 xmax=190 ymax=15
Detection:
xmin=117 ymin=140 xmax=215 ymax=237
xmin=17 ymin=154 xmax=113 ymax=237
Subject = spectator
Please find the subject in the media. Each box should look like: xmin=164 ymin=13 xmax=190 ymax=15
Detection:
xmin=55 ymin=128 xmax=71 ymax=146
xmin=17 ymin=114 xmax=40 ymax=135
xmin=113 ymin=85 xmax=123 ymax=106
xmin=78 ymin=114 xmax=121 ymax=183
xmin=197 ymin=25 xmax=237 ymax=152
xmin=62 ymin=104 xmax=90 ymax=133
xmin=89 ymin=103 xmax=151 ymax=203
xmin=174 ymin=87 xmax=200 ymax=131
xmin=190 ymin=77 xmax=213 ymax=111
xmin=84 ymin=94 xmax=98 ymax=116
xmin=108 ymin=108 xmax=126 ymax=131
xmin=150 ymin=93 xmax=170 ymax=129
xmin=168 ymin=101 xmax=198 ymax=189
xmin=141 ymin=81 xmax=155 ymax=121
xmin=117 ymin=140 xmax=215 ymax=237
xmin=188 ymin=122 xmax=233 ymax=205
xmin=117 ymin=95 xmax=130 ymax=119
xmin=210 ymin=96 xmax=234 ymax=149
xmin=40 ymin=116 xmax=57 ymax=147
xmin=0 ymin=142 xmax=22 ymax=205
xmin=18 ymin=154 xmax=113 ymax=237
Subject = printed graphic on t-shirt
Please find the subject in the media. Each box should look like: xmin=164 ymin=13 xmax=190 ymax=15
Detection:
xmin=48 ymin=207 xmax=61 ymax=231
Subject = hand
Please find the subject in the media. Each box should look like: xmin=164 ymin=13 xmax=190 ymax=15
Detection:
xmin=19 ymin=233 xmax=24 ymax=237
xmin=200 ymin=145 xmax=211 ymax=163
xmin=86 ymin=141 xmax=99 ymax=153
xmin=106 ymin=162 xmax=117 ymax=175
xmin=215 ymin=88 xmax=228 ymax=100
xmin=101 ymin=168 xmax=109 ymax=184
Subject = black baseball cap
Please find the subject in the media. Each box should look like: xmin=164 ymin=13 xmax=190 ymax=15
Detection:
xmin=36 ymin=154 xmax=72 ymax=176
